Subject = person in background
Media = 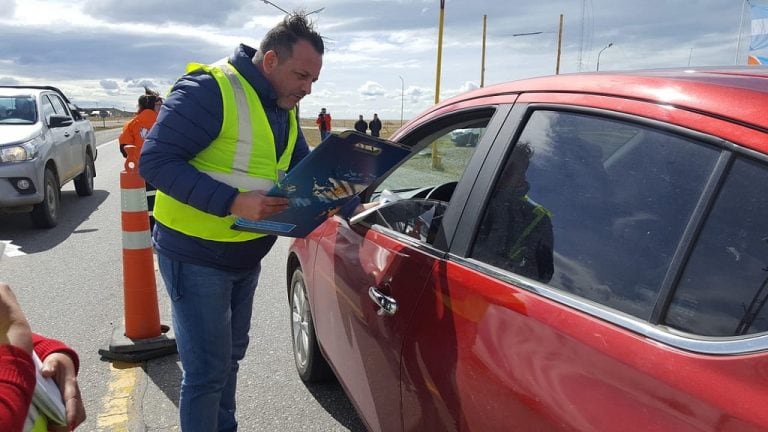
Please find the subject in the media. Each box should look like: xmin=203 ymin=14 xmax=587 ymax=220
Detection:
xmin=0 ymin=282 xmax=86 ymax=431
xmin=315 ymin=107 xmax=330 ymax=141
xmin=139 ymin=12 xmax=323 ymax=431
xmin=12 ymin=98 xmax=36 ymax=122
xmin=119 ymin=87 xmax=163 ymax=229
xmin=323 ymin=109 xmax=333 ymax=138
xmin=354 ymin=114 xmax=368 ymax=134
xmin=369 ymin=113 xmax=382 ymax=137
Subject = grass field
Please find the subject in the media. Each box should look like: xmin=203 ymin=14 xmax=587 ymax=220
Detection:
xmin=299 ymin=118 xmax=401 ymax=147
xmin=99 ymin=117 xmax=403 ymax=148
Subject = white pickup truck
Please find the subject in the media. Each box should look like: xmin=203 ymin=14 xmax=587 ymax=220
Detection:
xmin=0 ymin=86 xmax=97 ymax=228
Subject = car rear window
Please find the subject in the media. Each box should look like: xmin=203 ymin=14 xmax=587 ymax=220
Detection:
xmin=665 ymin=156 xmax=768 ymax=336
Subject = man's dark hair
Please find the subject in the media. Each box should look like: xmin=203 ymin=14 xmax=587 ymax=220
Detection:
xmin=138 ymin=86 xmax=161 ymax=111
xmin=256 ymin=12 xmax=324 ymax=63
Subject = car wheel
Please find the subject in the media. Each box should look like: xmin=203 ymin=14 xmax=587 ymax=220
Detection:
xmin=290 ymin=267 xmax=332 ymax=382
xmin=31 ymin=168 xmax=60 ymax=228
xmin=74 ymin=152 xmax=95 ymax=196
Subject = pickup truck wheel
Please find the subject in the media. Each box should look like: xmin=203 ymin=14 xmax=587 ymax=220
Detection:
xmin=31 ymin=168 xmax=60 ymax=228
xmin=74 ymin=152 xmax=95 ymax=196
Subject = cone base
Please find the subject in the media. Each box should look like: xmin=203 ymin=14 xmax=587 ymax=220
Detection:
xmin=99 ymin=324 xmax=177 ymax=363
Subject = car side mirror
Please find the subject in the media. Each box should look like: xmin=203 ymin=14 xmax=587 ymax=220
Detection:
xmin=48 ymin=114 xmax=73 ymax=128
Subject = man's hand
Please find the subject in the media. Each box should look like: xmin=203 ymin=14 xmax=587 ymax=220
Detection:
xmin=0 ymin=282 xmax=33 ymax=354
xmin=229 ymin=191 xmax=289 ymax=221
xmin=41 ymin=353 xmax=86 ymax=431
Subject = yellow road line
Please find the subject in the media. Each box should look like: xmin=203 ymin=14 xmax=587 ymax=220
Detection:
xmin=96 ymin=361 xmax=140 ymax=431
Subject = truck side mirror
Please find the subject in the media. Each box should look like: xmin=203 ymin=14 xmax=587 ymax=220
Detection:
xmin=48 ymin=114 xmax=73 ymax=128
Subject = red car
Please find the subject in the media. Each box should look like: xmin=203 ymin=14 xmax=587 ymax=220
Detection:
xmin=286 ymin=67 xmax=768 ymax=432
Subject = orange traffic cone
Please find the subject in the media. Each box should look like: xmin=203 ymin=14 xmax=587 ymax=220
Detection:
xmin=99 ymin=145 xmax=176 ymax=362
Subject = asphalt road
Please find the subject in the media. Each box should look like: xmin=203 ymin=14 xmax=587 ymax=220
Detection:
xmin=0 ymin=129 xmax=366 ymax=431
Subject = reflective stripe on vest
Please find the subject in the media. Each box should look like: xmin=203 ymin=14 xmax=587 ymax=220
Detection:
xmin=507 ymin=200 xmax=551 ymax=261
xmin=153 ymin=61 xmax=298 ymax=242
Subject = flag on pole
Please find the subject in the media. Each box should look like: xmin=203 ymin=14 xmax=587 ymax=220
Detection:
xmin=748 ymin=4 xmax=768 ymax=64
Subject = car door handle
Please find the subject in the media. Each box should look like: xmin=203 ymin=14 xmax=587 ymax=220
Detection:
xmin=368 ymin=286 xmax=398 ymax=316
xmin=64 ymin=132 xmax=70 ymax=137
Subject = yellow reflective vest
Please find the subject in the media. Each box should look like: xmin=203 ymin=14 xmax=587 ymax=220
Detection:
xmin=153 ymin=61 xmax=298 ymax=241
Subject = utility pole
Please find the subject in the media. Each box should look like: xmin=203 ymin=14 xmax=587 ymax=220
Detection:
xmin=481 ymin=15 xmax=487 ymax=87
xmin=398 ymin=75 xmax=404 ymax=127
xmin=432 ymin=0 xmax=445 ymax=170
xmin=556 ymin=14 xmax=563 ymax=74
xmin=736 ymin=0 xmax=748 ymax=64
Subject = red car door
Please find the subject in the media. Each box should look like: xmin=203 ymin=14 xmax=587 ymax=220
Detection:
xmin=311 ymin=215 xmax=439 ymax=432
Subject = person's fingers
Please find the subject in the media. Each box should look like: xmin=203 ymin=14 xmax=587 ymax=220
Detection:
xmin=41 ymin=353 xmax=85 ymax=429
xmin=65 ymin=394 xmax=86 ymax=430
xmin=47 ymin=394 xmax=85 ymax=431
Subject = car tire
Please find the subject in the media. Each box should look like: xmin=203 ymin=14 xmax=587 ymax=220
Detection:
xmin=74 ymin=152 xmax=95 ymax=196
xmin=31 ymin=168 xmax=60 ymax=228
xmin=290 ymin=267 xmax=333 ymax=382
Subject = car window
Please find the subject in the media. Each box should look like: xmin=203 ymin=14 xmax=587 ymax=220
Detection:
xmin=360 ymin=113 xmax=491 ymax=244
xmin=0 ymin=95 xmax=36 ymax=124
xmin=376 ymin=123 xmax=486 ymax=197
xmin=665 ymin=157 xmax=768 ymax=336
xmin=470 ymin=110 xmax=720 ymax=320
xmin=40 ymin=96 xmax=55 ymax=122
xmin=46 ymin=94 xmax=69 ymax=116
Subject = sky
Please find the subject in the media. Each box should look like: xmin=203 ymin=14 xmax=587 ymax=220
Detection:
xmin=0 ymin=0 xmax=760 ymax=120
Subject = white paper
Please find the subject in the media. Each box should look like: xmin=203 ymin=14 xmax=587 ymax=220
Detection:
xmin=32 ymin=352 xmax=67 ymax=426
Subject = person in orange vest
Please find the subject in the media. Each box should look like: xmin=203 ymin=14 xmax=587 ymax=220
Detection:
xmin=119 ymin=87 xmax=163 ymax=228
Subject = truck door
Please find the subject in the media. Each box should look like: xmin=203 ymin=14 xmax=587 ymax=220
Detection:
xmin=45 ymin=93 xmax=81 ymax=181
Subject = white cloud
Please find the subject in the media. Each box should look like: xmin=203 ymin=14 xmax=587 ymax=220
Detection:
xmin=0 ymin=0 xmax=15 ymax=18
xmin=0 ymin=76 xmax=20 ymax=85
xmin=358 ymin=81 xmax=387 ymax=100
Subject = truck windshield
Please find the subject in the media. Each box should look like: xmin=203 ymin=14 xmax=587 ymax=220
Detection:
xmin=0 ymin=96 xmax=37 ymax=124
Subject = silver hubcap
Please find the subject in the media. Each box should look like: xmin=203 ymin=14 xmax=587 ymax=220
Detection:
xmin=46 ymin=177 xmax=57 ymax=216
xmin=291 ymin=278 xmax=310 ymax=369
xmin=86 ymin=161 xmax=93 ymax=189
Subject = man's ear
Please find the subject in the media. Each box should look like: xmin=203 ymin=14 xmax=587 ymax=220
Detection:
xmin=263 ymin=50 xmax=279 ymax=73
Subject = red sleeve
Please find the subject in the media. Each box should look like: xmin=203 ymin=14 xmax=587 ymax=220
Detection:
xmin=0 ymin=344 xmax=35 ymax=432
xmin=32 ymin=333 xmax=80 ymax=374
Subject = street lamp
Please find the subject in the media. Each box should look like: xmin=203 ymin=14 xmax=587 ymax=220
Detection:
xmin=596 ymin=42 xmax=614 ymax=71
xmin=398 ymin=75 xmax=404 ymax=127
xmin=261 ymin=1 xmax=325 ymax=16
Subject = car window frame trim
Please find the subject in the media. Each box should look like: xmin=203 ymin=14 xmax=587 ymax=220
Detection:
xmin=452 ymin=253 xmax=768 ymax=355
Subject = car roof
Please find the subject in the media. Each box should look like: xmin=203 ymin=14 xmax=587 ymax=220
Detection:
xmin=431 ymin=66 xmax=768 ymax=131
xmin=0 ymin=86 xmax=73 ymax=104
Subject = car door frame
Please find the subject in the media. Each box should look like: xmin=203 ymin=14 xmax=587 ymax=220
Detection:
xmin=43 ymin=91 xmax=80 ymax=182
xmin=309 ymin=102 xmax=515 ymax=432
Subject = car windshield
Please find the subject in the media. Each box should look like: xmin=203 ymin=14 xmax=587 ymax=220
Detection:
xmin=0 ymin=95 xmax=37 ymax=124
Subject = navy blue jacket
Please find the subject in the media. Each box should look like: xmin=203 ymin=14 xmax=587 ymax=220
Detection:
xmin=139 ymin=44 xmax=310 ymax=271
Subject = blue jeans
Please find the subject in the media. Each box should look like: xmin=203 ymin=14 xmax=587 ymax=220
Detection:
xmin=158 ymin=254 xmax=260 ymax=432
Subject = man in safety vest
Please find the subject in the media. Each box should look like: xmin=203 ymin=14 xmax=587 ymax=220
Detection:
xmin=476 ymin=142 xmax=554 ymax=283
xmin=139 ymin=13 xmax=323 ymax=431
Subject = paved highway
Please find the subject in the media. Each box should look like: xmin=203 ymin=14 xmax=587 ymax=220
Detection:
xmin=0 ymin=129 xmax=365 ymax=431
